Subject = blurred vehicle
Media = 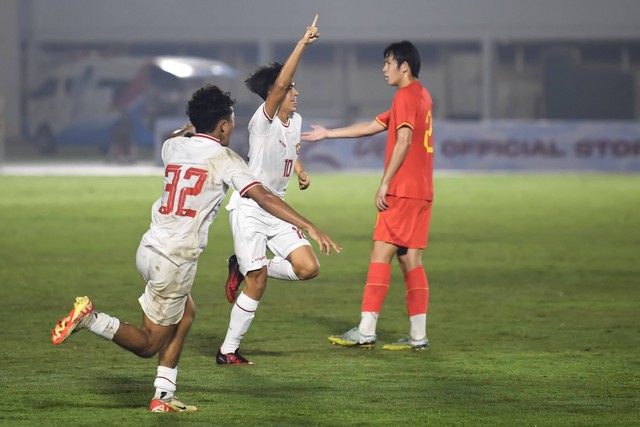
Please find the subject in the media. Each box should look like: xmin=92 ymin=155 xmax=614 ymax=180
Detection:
xmin=25 ymin=54 xmax=237 ymax=158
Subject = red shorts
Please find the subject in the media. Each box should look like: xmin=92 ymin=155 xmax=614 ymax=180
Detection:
xmin=372 ymin=196 xmax=432 ymax=249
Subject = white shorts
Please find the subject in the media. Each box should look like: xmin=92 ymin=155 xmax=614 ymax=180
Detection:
xmin=135 ymin=244 xmax=197 ymax=326
xmin=229 ymin=202 xmax=310 ymax=275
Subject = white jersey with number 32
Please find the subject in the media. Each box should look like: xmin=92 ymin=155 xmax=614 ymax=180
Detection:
xmin=141 ymin=134 xmax=260 ymax=265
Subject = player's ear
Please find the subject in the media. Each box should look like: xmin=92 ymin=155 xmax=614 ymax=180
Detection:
xmin=219 ymin=118 xmax=229 ymax=134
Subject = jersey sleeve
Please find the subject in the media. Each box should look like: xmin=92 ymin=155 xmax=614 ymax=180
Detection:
xmin=375 ymin=110 xmax=391 ymax=129
xmin=160 ymin=137 xmax=179 ymax=166
xmin=248 ymin=102 xmax=274 ymax=137
xmin=392 ymin=90 xmax=418 ymax=130
xmin=220 ymin=148 xmax=262 ymax=196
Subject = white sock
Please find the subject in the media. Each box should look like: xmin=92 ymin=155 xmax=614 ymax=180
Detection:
xmin=153 ymin=366 xmax=177 ymax=400
xmin=83 ymin=312 xmax=120 ymax=340
xmin=358 ymin=312 xmax=379 ymax=336
xmin=410 ymin=313 xmax=427 ymax=341
xmin=220 ymin=292 xmax=259 ymax=354
xmin=267 ymin=257 xmax=299 ymax=281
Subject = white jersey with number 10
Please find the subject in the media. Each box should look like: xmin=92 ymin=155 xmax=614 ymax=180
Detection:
xmin=247 ymin=102 xmax=301 ymax=199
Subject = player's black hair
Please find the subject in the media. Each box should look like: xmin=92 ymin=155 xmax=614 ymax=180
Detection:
xmin=186 ymin=84 xmax=235 ymax=134
xmin=384 ymin=41 xmax=421 ymax=78
xmin=244 ymin=62 xmax=284 ymax=101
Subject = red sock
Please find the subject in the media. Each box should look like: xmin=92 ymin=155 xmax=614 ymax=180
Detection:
xmin=361 ymin=263 xmax=391 ymax=313
xmin=405 ymin=265 xmax=429 ymax=316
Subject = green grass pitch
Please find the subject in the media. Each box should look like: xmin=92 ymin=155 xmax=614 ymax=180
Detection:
xmin=0 ymin=173 xmax=638 ymax=426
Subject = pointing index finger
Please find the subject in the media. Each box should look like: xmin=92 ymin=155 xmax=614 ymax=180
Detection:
xmin=311 ymin=14 xmax=318 ymax=27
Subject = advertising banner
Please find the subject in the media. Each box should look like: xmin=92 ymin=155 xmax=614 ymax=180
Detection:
xmin=297 ymin=120 xmax=640 ymax=172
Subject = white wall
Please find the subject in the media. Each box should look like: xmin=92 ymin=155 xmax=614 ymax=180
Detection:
xmin=31 ymin=0 xmax=640 ymax=43
xmin=4 ymin=0 xmax=640 ymax=139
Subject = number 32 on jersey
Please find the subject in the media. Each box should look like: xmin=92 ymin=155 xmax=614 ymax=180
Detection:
xmin=159 ymin=164 xmax=207 ymax=218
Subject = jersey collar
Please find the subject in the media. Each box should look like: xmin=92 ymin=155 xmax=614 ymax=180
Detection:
xmin=194 ymin=133 xmax=221 ymax=143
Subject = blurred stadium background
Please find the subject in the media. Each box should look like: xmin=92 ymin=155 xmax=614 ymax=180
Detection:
xmin=0 ymin=0 xmax=639 ymax=172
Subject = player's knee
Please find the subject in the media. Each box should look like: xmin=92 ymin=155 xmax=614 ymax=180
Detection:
xmin=179 ymin=311 xmax=195 ymax=333
xmin=138 ymin=348 xmax=158 ymax=359
xmin=294 ymin=259 xmax=320 ymax=280
xmin=184 ymin=299 xmax=196 ymax=324
xmin=245 ymin=278 xmax=267 ymax=294
xmin=137 ymin=342 xmax=162 ymax=359
xmin=134 ymin=327 xmax=175 ymax=359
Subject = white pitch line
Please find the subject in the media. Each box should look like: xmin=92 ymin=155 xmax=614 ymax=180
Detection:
xmin=0 ymin=162 xmax=163 ymax=176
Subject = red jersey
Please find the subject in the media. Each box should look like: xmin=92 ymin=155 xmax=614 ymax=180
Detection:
xmin=375 ymin=81 xmax=434 ymax=201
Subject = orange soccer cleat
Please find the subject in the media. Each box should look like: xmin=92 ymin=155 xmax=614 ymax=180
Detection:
xmin=149 ymin=395 xmax=197 ymax=412
xmin=51 ymin=296 xmax=94 ymax=345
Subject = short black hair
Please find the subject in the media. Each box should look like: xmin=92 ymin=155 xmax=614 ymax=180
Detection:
xmin=245 ymin=62 xmax=283 ymax=101
xmin=186 ymin=84 xmax=235 ymax=134
xmin=384 ymin=41 xmax=421 ymax=78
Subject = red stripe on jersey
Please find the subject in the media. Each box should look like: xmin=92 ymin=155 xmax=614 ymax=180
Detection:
xmin=239 ymin=181 xmax=262 ymax=196
xmin=194 ymin=133 xmax=221 ymax=143
xmin=262 ymin=105 xmax=274 ymax=122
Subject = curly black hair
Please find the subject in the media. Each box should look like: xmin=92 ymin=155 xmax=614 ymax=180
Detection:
xmin=244 ymin=62 xmax=283 ymax=101
xmin=186 ymin=84 xmax=235 ymax=134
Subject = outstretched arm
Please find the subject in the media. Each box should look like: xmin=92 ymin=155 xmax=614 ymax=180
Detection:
xmin=264 ymin=15 xmax=319 ymax=119
xmin=245 ymin=185 xmax=340 ymax=255
xmin=301 ymin=119 xmax=385 ymax=142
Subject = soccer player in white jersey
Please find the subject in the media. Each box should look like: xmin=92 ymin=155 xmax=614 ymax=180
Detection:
xmin=51 ymin=84 xmax=340 ymax=413
xmin=217 ymin=16 xmax=320 ymax=365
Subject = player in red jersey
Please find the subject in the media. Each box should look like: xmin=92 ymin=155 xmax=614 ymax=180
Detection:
xmin=302 ymin=40 xmax=433 ymax=350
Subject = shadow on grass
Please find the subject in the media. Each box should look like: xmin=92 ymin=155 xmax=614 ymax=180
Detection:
xmin=188 ymin=330 xmax=220 ymax=357
xmin=97 ymin=374 xmax=149 ymax=408
xmin=26 ymin=375 xmax=148 ymax=410
xmin=188 ymin=329 xmax=321 ymax=358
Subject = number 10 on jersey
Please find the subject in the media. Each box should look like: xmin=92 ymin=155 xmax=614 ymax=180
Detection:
xmin=283 ymin=159 xmax=293 ymax=177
